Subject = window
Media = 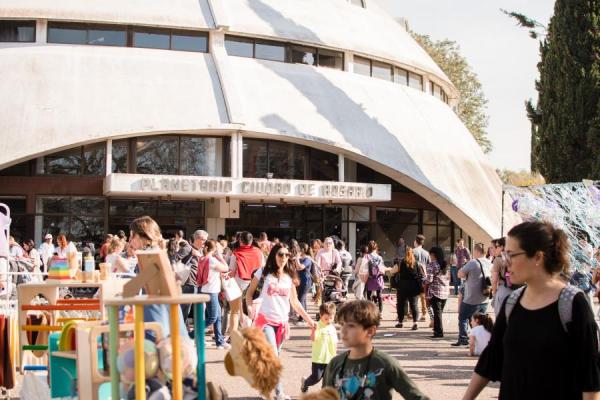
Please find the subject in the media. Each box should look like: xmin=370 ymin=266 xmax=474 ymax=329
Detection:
xmin=353 ymin=56 xmax=371 ymax=76
xmin=0 ymin=198 xmax=27 ymax=242
xmin=0 ymin=20 xmax=35 ymax=42
xmin=36 ymin=196 xmax=105 ymax=245
xmin=133 ymin=135 xmax=229 ymax=176
xmin=47 ymin=22 xmax=208 ymax=52
xmin=133 ymin=29 xmax=170 ymax=49
xmin=431 ymin=82 xmax=449 ymax=104
xmin=255 ymin=40 xmax=285 ymax=62
xmin=310 ymin=149 xmax=338 ymax=181
xmin=48 ymin=23 xmax=87 ymax=44
xmin=0 ymin=160 xmax=32 ymax=176
xmin=88 ymin=27 xmax=127 ymax=46
xmin=243 ymin=139 xmax=268 ymax=178
xmin=408 ymin=71 xmax=423 ymax=91
xmin=371 ymin=60 xmax=392 ymax=81
xmin=40 ymin=144 xmax=105 ymax=176
xmin=242 ymin=139 xmax=337 ymax=180
xmin=111 ymin=140 xmax=129 ymax=173
xmin=225 ymin=36 xmax=253 ymax=57
xmin=317 ymin=49 xmax=343 ymax=70
xmin=180 ymin=137 xmax=226 ymax=176
xmin=290 ymin=45 xmax=316 ymax=66
xmin=171 ymin=31 xmax=208 ymax=52
xmin=224 ymin=35 xmax=343 ymax=70
xmin=394 ymin=67 xmax=408 ymax=86
xmin=273 ymin=141 xmax=308 ymax=180
xmin=136 ymin=136 xmax=179 ymax=175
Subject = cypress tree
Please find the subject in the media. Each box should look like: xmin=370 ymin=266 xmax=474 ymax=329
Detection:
xmin=530 ymin=0 xmax=600 ymax=182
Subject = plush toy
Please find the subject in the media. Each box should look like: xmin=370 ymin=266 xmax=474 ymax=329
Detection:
xmin=156 ymin=336 xmax=198 ymax=379
xmin=301 ymin=388 xmax=340 ymax=400
xmin=224 ymin=327 xmax=282 ymax=399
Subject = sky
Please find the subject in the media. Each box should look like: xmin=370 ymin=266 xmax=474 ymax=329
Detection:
xmin=374 ymin=0 xmax=556 ymax=171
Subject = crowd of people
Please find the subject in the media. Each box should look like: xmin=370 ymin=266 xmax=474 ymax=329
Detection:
xmin=3 ymin=217 xmax=600 ymax=399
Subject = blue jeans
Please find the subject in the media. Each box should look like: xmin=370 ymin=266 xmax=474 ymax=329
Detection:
xmin=263 ymin=325 xmax=284 ymax=395
xmin=450 ymin=266 xmax=459 ymax=295
xmin=458 ymin=302 xmax=488 ymax=343
xmin=206 ymin=293 xmax=225 ymax=346
xmin=143 ymin=303 xmax=188 ymax=342
xmin=180 ymin=284 xmax=197 ymax=323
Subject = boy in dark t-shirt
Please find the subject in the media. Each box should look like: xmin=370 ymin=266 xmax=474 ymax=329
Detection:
xmin=323 ymin=300 xmax=429 ymax=400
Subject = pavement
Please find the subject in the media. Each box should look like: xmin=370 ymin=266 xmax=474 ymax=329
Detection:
xmin=204 ymin=294 xmax=500 ymax=399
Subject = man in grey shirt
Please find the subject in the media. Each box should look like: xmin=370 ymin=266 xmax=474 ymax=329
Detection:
xmin=413 ymin=234 xmax=430 ymax=322
xmin=453 ymin=243 xmax=490 ymax=346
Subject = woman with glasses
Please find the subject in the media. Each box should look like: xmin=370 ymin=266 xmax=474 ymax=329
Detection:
xmin=463 ymin=221 xmax=600 ymax=400
xmin=246 ymin=243 xmax=316 ymax=400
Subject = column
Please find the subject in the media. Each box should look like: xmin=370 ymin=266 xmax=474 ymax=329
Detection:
xmin=338 ymin=154 xmax=345 ymax=182
xmin=106 ymin=139 xmax=112 ymax=176
xmin=230 ymin=132 xmax=238 ymax=178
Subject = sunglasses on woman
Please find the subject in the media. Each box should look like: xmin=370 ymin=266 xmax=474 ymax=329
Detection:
xmin=277 ymin=251 xmax=290 ymax=258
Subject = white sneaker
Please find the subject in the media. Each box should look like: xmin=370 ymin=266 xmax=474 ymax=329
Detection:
xmin=217 ymin=343 xmax=231 ymax=350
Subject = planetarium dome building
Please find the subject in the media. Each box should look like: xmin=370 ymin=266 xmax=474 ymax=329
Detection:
xmin=0 ymin=0 xmax=503 ymax=260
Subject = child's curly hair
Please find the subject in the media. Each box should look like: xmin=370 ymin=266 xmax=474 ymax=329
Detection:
xmin=301 ymin=387 xmax=340 ymax=400
xmin=240 ymin=327 xmax=282 ymax=396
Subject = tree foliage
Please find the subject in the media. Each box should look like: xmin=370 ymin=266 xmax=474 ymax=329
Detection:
xmin=506 ymin=2 xmax=600 ymax=182
xmin=497 ymin=169 xmax=546 ymax=186
xmin=500 ymin=9 xmax=546 ymax=39
xmin=412 ymin=33 xmax=492 ymax=153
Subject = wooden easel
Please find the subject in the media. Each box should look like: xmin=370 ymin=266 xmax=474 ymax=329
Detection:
xmin=122 ymin=250 xmax=180 ymax=298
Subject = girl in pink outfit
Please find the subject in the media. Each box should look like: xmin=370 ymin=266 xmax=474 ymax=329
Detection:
xmin=246 ymin=243 xmax=316 ymax=400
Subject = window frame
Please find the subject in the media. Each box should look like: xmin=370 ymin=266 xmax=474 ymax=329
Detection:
xmin=0 ymin=19 xmax=36 ymax=43
xmin=47 ymin=22 xmax=208 ymax=52
xmin=224 ymin=34 xmax=344 ymax=71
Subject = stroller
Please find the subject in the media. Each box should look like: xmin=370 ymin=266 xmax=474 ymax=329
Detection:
xmin=316 ymin=272 xmax=347 ymax=320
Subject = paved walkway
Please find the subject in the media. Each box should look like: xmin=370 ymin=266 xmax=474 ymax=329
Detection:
xmin=204 ymin=294 xmax=500 ymax=399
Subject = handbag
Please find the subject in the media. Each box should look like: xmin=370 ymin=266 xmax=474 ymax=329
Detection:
xmin=221 ymin=276 xmax=242 ymax=301
xmin=415 ymin=263 xmax=425 ymax=294
xmin=477 ymin=259 xmax=493 ymax=298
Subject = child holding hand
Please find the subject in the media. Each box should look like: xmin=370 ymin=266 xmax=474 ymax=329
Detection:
xmin=301 ymin=302 xmax=338 ymax=393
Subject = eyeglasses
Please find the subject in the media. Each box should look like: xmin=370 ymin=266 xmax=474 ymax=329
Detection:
xmin=505 ymin=251 xmax=526 ymax=264
xmin=277 ymin=251 xmax=290 ymax=258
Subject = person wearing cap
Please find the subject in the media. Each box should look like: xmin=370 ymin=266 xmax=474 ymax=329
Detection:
xmin=39 ymin=234 xmax=55 ymax=272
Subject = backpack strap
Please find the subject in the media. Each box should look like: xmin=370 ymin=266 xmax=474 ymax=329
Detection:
xmin=504 ymin=286 xmax=526 ymax=323
xmin=558 ymin=285 xmax=581 ymax=333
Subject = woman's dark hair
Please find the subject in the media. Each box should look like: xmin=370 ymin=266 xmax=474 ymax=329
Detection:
xmin=359 ymin=245 xmax=369 ymax=256
xmin=289 ymin=239 xmax=300 ymax=257
xmin=429 ymin=246 xmax=447 ymax=274
xmin=507 ymin=221 xmax=570 ymax=275
xmin=472 ymin=313 xmax=494 ymax=333
xmin=335 ymin=240 xmax=345 ymax=251
xmin=167 ymin=238 xmax=178 ymax=257
xmin=367 ymin=240 xmax=378 ymax=253
xmin=299 ymin=242 xmax=310 ymax=255
xmin=24 ymin=239 xmax=35 ymax=248
xmin=264 ymin=243 xmax=298 ymax=280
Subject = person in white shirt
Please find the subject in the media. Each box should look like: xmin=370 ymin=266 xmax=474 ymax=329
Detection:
xmin=469 ymin=313 xmax=493 ymax=356
xmin=8 ymin=236 xmax=23 ymax=258
xmin=55 ymin=234 xmax=77 ymax=258
xmin=200 ymin=239 xmax=230 ymax=349
xmin=39 ymin=234 xmax=55 ymax=271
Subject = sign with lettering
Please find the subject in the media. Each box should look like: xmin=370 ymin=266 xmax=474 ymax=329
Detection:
xmin=104 ymin=173 xmax=391 ymax=203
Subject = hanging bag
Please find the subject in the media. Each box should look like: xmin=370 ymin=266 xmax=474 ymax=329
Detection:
xmin=221 ymin=275 xmax=242 ymax=301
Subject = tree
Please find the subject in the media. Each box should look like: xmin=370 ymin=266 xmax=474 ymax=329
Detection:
xmin=412 ymin=33 xmax=492 ymax=153
xmin=505 ymin=2 xmax=600 ymax=182
xmin=497 ymin=169 xmax=545 ymax=186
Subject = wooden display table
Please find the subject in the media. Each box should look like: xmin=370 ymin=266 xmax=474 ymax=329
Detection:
xmin=104 ymin=294 xmax=210 ymax=400
xmin=17 ymin=279 xmax=128 ymax=372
